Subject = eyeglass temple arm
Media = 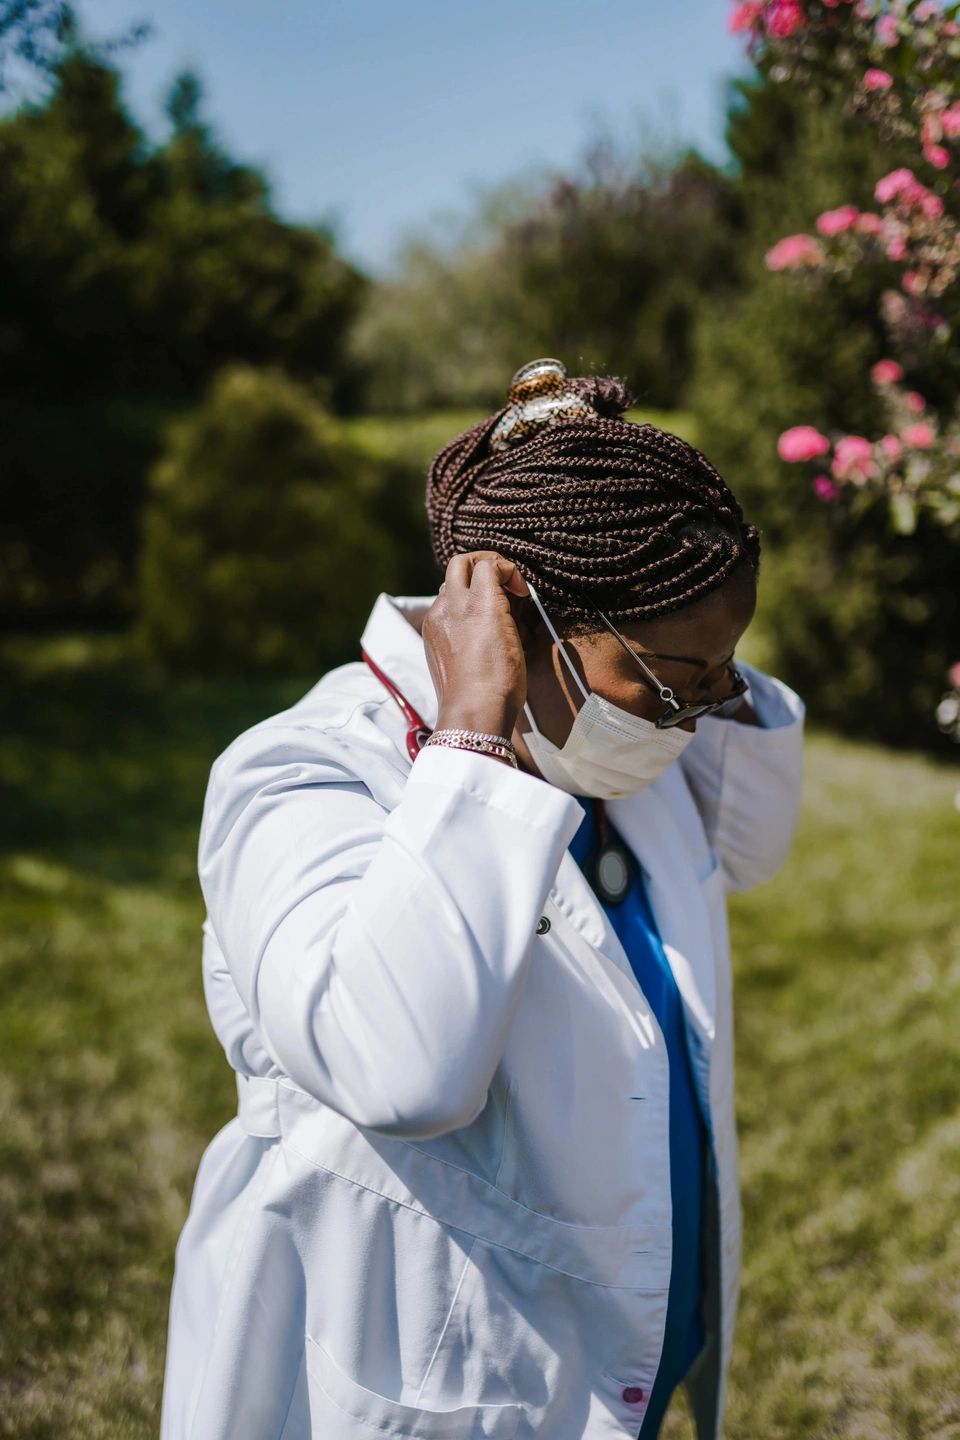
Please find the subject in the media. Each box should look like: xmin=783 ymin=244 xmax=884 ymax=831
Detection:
xmin=589 ymin=604 xmax=680 ymax=708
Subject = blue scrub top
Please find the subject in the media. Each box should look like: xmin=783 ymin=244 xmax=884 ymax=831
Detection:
xmin=568 ymin=802 xmax=707 ymax=1438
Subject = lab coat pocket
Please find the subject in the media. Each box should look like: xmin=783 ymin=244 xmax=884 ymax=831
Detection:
xmin=304 ymin=1334 xmax=522 ymax=1439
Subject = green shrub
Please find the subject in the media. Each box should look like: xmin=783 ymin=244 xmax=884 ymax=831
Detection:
xmin=138 ymin=364 xmax=432 ymax=676
xmin=0 ymin=396 xmax=172 ymax=627
xmin=748 ymin=526 xmax=959 ymax=751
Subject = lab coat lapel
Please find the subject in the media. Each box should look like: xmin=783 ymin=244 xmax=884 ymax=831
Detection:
xmin=607 ymin=780 xmax=717 ymax=1048
xmin=546 ymin=775 xmax=718 ymax=1065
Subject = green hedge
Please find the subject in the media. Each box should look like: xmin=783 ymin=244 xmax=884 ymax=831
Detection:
xmin=138 ymin=365 xmax=436 ymax=676
xmin=0 ymin=396 xmax=174 ymax=627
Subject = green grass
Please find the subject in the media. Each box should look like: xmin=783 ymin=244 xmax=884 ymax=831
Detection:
xmin=1 ymin=638 xmax=958 ymax=1438
xmin=342 ymin=407 xmax=701 ymax=468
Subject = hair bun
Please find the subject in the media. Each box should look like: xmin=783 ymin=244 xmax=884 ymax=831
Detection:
xmin=488 ymin=358 xmax=618 ymax=455
xmin=568 ymin=373 xmax=636 ymax=420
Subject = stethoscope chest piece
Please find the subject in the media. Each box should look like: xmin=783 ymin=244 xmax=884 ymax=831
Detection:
xmin=589 ymin=797 xmax=634 ymax=905
xmin=591 ymin=840 xmax=634 ymax=905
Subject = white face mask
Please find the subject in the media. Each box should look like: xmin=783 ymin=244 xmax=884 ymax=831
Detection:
xmin=522 ymin=583 xmax=694 ymax=799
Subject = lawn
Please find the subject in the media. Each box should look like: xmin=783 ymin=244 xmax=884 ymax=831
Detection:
xmin=0 ymin=638 xmax=958 ymax=1439
xmin=342 ymin=406 xmax=702 ymax=466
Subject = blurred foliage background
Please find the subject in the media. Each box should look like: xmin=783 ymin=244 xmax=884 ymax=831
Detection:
xmin=2 ymin=7 xmax=959 ymax=1439
xmin=1 ymin=29 xmax=956 ymax=743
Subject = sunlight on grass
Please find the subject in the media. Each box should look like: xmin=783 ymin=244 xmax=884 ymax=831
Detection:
xmin=342 ymin=407 xmax=700 ymax=469
xmin=0 ymin=642 xmax=957 ymax=1438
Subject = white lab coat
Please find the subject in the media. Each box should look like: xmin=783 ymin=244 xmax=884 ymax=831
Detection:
xmin=160 ymin=590 xmax=805 ymax=1440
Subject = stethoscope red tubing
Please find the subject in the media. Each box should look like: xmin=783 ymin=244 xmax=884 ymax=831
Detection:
xmin=361 ymin=648 xmax=612 ymax=843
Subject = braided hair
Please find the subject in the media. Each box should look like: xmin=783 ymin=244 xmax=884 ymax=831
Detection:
xmin=425 ymin=361 xmax=760 ymax=635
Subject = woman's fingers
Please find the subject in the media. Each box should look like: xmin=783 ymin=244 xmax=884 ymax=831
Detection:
xmin=443 ymin=553 xmax=474 ymax=593
xmin=425 ymin=551 xmax=530 ymax=738
xmin=443 ymin=550 xmax=530 ymax=599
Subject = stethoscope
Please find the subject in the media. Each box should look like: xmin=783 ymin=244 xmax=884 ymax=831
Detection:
xmin=360 ymin=648 xmax=635 ymax=905
xmin=361 ymin=648 xmax=433 ymax=762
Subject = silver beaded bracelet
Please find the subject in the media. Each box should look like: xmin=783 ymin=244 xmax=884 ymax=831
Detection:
xmin=424 ymin=728 xmax=519 ymax=768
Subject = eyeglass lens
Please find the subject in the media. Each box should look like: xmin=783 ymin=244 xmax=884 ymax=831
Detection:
xmin=657 ymin=671 xmax=748 ymax=727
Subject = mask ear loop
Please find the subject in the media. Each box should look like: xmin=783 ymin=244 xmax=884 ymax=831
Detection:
xmin=525 ymin=581 xmax=591 ymax=701
xmin=523 ymin=581 xmax=591 ymax=742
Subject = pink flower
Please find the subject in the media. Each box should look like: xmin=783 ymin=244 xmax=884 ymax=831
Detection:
xmin=886 ymin=234 xmax=908 ymax=261
xmin=947 ymin=660 xmax=960 ymax=691
xmin=913 ymin=0 xmax=939 ymax=19
xmin=923 ymin=143 xmax=950 ymax=169
xmin=880 ymin=433 xmax=903 ymax=459
xmin=905 ymin=390 xmax=926 ymax=413
xmin=816 ymin=204 xmax=860 ymax=236
xmin=874 ymin=168 xmax=928 ymax=208
xmin=901 ymin=422 xmax=935 ymax=448
xmin=922 ymin=112 xmax=942 ymax=147
xmin=812 ymin=474 xmax=841 ymax=502
xmin=876 ymin=171 xmax=906 ymax=203
xmin=920 ymin=191 xmax=945 ymax=220
xmin=871 ymin=358 xmax=904 ymax=385
xmin=831 ymin=435 xmax=874 ymax=483
xmin=903 ymin=270 xmax=923 ymax=295
xmin=764 ymin=233 xmax=825 ymax=269
xmin=766 ymin=0 xmax=806 ymax=37
xmin=854 ymin=211 xmax=885 ymax=235
xmin=778 ymin=425 xmax=831 ymax=462
xmin=875 ymin=14 xmax=900 ymax=45
xmin=875 ymin=169 xmax=908 ymax=204
xmin=941 ymin=104 xmax=960 ymax=138
xmin=863 ymin=68 xmax=894 ymax=90
xmin=728 ymin=1 xmax=765 ymax=32
xmin=943 ymin=21 xmax=960 ymax=38
xmin=882 ymin=289 xmax=908 ymax=324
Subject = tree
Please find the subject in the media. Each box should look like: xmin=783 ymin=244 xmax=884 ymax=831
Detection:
xmin=0 ymin=53 xmax=367 ymax=627
xmin=0 ymin=0 xmax=149 ymax=95
xmin=350 ymin=136 xmax=747 ymax=414
xmin=0 ymin=55 xmax=366 ymax=406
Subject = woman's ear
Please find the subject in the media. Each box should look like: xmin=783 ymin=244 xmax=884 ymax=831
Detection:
xmin=511 ymin=593 xmax=540 ymax=650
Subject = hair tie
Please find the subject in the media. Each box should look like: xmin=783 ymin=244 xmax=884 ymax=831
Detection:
xmin=488 ymin=358 xmax=600 ymax=454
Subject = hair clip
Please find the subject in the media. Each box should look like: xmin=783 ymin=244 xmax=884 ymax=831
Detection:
xmin=488 ymin=358 xmax=599 ymax=454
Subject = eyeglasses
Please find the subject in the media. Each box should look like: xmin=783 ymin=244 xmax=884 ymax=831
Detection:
xmin=587 ymin=601 xmax=749 ymax=729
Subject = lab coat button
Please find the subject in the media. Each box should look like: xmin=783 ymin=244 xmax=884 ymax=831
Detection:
xmin=536 ymin=915 xmax=551 ymax=935
xmin=622 ymin=1386 xmax=645 ymax=1406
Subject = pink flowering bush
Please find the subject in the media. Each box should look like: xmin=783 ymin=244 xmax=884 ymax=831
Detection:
xmin=936 ymin=661 xmax=960 ymax=742
xmin=778 ymin=363 xmax=960 ymax=531
xmin=764 ymin=233 xmax=826 ymax=268
xmin=777 ymin=425 xmax=832 ymax=460
xmin=816 ymin=203 xmax=862 ymax=235
xmin=871 ymin=357 xmax=904 ymax=383
xmin=735 ymin=0 xmax=960 ymax=542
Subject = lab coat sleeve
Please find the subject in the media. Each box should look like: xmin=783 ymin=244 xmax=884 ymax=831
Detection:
xmin=198 ymin=730 xmax=584 ymax=1139
xmin=678 ymin=660 xmax=805 ymax=895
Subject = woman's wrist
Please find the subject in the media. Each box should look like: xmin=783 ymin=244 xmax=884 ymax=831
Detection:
xmin=435 ymin=699 xmax=518 ymax=741
xmin=429 ymin=699 xmax=520 ymax=769
xmin=426 ymin=729 xmax=518 ymax=768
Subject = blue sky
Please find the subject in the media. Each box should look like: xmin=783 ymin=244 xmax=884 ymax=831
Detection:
xmin=64 ymin=0 xmax=750 ymax=276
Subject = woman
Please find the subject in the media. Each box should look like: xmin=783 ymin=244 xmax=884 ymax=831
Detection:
xmin=160 ymin=360 xmax=804 ymax=1440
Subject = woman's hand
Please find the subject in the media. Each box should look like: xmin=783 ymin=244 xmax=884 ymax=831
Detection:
xmin=423 ymin=551 xmax=529 ymax=742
